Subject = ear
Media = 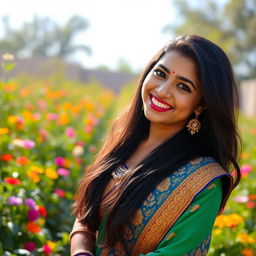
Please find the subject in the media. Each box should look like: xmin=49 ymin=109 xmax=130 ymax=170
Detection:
xmin=194 ymin=105 xmax=206 ymax=116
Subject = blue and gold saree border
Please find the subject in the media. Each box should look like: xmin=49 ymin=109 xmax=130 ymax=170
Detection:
xmin=99 ymin=157 xmax=232 ymax=256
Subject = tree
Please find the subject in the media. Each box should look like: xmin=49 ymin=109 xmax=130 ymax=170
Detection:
xmin=164 ymin=0 xmax=256 ymax=79
xmin=0 ymin=15 xmax=91 ymax=60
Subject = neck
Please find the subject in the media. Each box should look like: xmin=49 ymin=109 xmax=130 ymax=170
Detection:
xmin=144 ymin=122 xmax=185 ymax=147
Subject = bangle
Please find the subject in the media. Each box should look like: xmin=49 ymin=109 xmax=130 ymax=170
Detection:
xmin=71 ymin=249 xmax=94 ymax=256
xmin=69 ymin=227 xmax=96 ymax=242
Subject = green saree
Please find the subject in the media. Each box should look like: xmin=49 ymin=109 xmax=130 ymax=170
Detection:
xmin=95 ymin=157 xmax=233 ymax=256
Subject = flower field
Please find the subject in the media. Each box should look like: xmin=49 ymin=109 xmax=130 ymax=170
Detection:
xmin=1 ymin=57 xmax=256 ymax=255
xmin=0 ymin=57 xmax=115 ymax=255
xmin=210 ymin=116 xmax=256 ymax=256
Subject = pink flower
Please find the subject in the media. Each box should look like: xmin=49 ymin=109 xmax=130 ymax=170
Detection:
xmin=240 ymin=164 xmax=253 ymax=177
xmin=24 ymin=241 xmax=37 ymax=252
xmin=8 ymin=196 xmax=23 ymax=206
xmin=25 ymin=198 xmax=37 ymax=209
xmin=234 ymin=195 xmax=249 ymax=203
xmin=42 ymin=244 xmax=52 ymax=255
xmin=57 ymin=168 xmax=70 ymax=176
xmin=23 ymin=139 xmax=36 ymax=149
xmin=84 ymin=125 xmax=93 ymax=134
xmin=65 ymin=127 xmax=76 ymax=137
xmin=38 ymin=100 xmax=47 ymax=110
xmin=55 ymin=157 xmax=65 ymax=167
xmin=27 ymin=208 xmax=39 ymax=221
xmin=47 ymin=113 xmax=58 ymax=121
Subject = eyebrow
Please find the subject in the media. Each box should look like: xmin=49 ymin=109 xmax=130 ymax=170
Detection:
xmin=158 ymin=64 xmax=197 ymax=91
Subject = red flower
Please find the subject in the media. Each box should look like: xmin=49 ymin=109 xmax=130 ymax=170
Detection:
xmin=38 ymin=205 xmax=47 ymax=217
xmin=27 ymin=222 xmax=41 ymax=233
xmin=4 ymin=177 xmax=21 ymax=185
xmin=54 ymin=188 xmax=65 ymax=198
xmin=1 ymin=154 xmax=14 ymax=161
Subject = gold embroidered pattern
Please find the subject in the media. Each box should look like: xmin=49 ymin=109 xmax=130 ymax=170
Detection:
xmin=165 ymin=232 xmax=175 ymax=241
xmin=190 ymin=204 xmax=200 ymax=213
xmin=131 ymin=163 xmax=227 ymax=256
xmin=207 ymin=183 xmax=216 ymax=190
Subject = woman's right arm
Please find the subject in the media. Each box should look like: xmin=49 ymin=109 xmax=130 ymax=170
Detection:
xmin=70 ymin=218 xmax=96 ymax=255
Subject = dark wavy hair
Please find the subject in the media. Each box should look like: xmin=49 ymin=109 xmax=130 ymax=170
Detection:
xmin=73 ymin=35 xmax=241 ymax=251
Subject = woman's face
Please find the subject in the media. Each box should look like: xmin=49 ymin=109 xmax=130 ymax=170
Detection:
xmin=141 ymin=51 xmax=203 ymax=130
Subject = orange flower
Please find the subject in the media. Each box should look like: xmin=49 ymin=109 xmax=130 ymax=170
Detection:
xmin=1 ymin=154 xmax=14 ymax=161
xmin=27 ymin=171 xmax=40 ymax=183
xmin=242 ymin=248 xmax=254 ymax=256
xmin=0 ymin=127 xmax=9 ymax=135
xmin=237 ymin=232 xmax=255 ymax=244
xmin=214 ymin=213 xmax=244 ymax=228
xmin=249 ymin=194 xmax=256 ymax=201
xmin=27 ymin=222 xmax=41 ymax=233
xmin=16 ymin=156 xmax=30 ymax=165
xmin=57 ymin=112 xmax=70 ymax=125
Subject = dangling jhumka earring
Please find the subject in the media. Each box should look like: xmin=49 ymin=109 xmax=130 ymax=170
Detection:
xmin=187 ymin=114 xmax=201 ymax=135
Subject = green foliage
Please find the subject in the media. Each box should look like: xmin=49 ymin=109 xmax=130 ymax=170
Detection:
xmin=165 ymin=0 xmax=256 ymax=79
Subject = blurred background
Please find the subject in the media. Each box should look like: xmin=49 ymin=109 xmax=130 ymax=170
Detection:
xmin=0 ymin=0 xmax=255 ymax=255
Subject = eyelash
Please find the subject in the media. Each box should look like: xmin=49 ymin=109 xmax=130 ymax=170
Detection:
xmin=153 ymin=69 xmax=191 ymax=93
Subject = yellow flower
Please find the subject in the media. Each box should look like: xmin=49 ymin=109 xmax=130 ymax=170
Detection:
xmin=47 ymin=240 xmax=56 ymax=249
xmin=213 ymin=228 xmax=222 ymax=235
xmin=45 ymin=168 xmax=58 ymax=179
xmin=0 ymin=128 xmax=9 ymax=135
xmin=37 ymin=218 xmax=45 ymax=226
xmin=30 ymin=165 xmax=44 ymax=174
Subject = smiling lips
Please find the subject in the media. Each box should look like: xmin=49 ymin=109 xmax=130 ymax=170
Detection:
xmin=149 ymin=94 xmax=174 ymax=112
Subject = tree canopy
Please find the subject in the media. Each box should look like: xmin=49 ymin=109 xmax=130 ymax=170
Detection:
xmin=0 ymin=15 xmax=91 ymax=60
xmin=164 ymin=0 xmax=256 ymax=80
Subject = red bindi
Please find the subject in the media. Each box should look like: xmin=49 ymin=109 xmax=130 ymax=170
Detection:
xmin=172 ymin=70 xmax=176 ymax=74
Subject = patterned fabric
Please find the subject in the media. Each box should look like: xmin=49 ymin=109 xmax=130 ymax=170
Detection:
xmin=95 ymin=157 xmax=233 ymax=256
xmin=184 ymin=234 xmax=211 ymax=256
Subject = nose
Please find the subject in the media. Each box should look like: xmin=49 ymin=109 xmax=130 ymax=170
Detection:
xmin=155 ymin=80 xmax=172 ymax=98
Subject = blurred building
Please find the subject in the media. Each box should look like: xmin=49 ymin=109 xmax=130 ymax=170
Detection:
xmin=1 ymin=58 xmax=138 ymax=94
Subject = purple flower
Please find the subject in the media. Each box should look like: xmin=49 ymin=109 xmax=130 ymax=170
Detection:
xmin=27 ymin=208 xmax=39 ymax=221
xmin=57 ymin=168 xmax=70 ymax=176
xmin=25 ymin=198 xmax=36 ymax=209
xmin=8 ymin=196 xmax=22 ymax=206
xmin=24 ymin=241 xmax=37 ymax=252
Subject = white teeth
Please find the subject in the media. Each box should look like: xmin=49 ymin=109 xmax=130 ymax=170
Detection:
xmin=152 ymin=96 xmax=172 ymax=109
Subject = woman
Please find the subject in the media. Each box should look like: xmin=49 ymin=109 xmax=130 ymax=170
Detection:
xmin=70 ymin=35 xmax=241 ymax=256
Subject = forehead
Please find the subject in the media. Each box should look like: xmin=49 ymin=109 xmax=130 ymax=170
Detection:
xmin=156 ymin=51 xmax=200 ymax=86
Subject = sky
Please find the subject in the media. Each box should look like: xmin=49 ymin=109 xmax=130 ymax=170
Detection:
xmin=1 ymin=0 xmax=176 ymax=72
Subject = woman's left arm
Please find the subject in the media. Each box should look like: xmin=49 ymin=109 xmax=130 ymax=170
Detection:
xmin=139 ymin=178 xmax=223 ymax=256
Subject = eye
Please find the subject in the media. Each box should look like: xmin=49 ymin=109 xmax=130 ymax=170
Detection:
xmin=177 ymin=83 xmax=191 ymax=93
xmin=153 ymin=69 xmax=166 ymax=79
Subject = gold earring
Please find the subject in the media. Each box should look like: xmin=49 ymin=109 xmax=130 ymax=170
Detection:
xmin=187 ymin=114 xmax=201 ymax=135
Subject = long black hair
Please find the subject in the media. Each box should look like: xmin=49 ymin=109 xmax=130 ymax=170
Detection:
xmin=73 ymin=35 xmax=241 ymax=251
